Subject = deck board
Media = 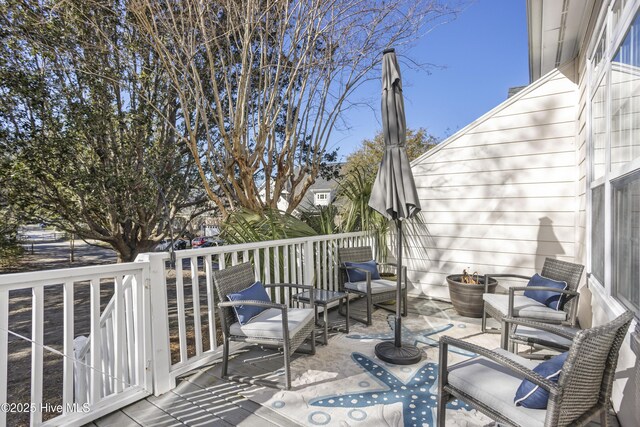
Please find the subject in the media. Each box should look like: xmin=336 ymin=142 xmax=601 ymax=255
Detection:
xmin=94 ymin=409 xmax=142 ymax=426
xmin=119 ymin=397 xmax=185 ymax=426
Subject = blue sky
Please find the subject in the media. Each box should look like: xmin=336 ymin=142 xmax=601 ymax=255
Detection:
xmin=329 ymin=0 xmax=529 ymax=158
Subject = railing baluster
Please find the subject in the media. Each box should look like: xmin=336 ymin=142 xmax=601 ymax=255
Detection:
xmin=232 ymin=251 xmax=238 ymax=266
xmin=90 ymin=279 xmax=102 ymax=404
xmin=331 ymin=240 xmax=337 ymax=291
xmin=128 ymin=273 xmax=141 ymax=385
xmin=322 ymin=240 xmax=328 ymax=291
xmin=114 ymin=276 xmax=125 ymax=393
xmin=219 ymin=253 xmax=226 ymax=270
xmin=62 ymin=280 xmax=74 ymax=412
xmin=274 ymin=246 xmax=281 ymax=284
xmin=30 ymin=286 xmax=44 ymax=426
xmin=264 ymin=248 xmax=271 ymax=285
xmin=253 ymin=249 xmax=261 ymax=281
xmin=295 ymin=243 xmax=300 ymax=284
xmin=124 ymin=275 xmax=136 ymax=385
xmin=0 ymin=290 xmax=8 ymax=427
xmin=104 ymin=312 xmax=113 ymax=395
xmin=205 ymin=256 xmax=216 ymax=351
xmin=283 ymin=245 xmax=289 ymax=285
xmin=191 ymin=257 xmax=202 ymax=356
xmin=175 ymin=261 xmax=188 ymax=363
xmin=314 ymin=241 xmax=320 ymax=288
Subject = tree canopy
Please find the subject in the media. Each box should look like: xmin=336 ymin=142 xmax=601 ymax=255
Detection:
xmin=343 ymin=128 xmax=438 ymax=182
xmin=131 ymin=0 xmax=456 ymax=215
xmin=0 ymin=0 xmax=210 ymax=262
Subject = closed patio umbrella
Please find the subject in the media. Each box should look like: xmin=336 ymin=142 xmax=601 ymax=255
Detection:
xmin=369 ymin=48 xmax=422 ymax=365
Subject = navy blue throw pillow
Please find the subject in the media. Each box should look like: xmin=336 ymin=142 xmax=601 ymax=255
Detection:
xmin=344 ymin=260 xmax=381 ymax=282
xmin=523 ymin=273 xmax=568 ymax=310
xmin=514 ymin=351 xmax=568 ymax=409
xmin=226 ymin=281 xmax=271 ymax=325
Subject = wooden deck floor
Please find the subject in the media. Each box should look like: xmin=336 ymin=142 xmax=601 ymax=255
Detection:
xmin=90 ymin=363 xmax=299 ymax=426
xmin=92 ymin=296 xmax=388 ymax=427
xmin=91 ymin=298 xmax=617 ymax=427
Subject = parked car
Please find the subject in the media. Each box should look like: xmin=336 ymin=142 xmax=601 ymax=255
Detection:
xmin=191 ymin=236 xmax=208 ymax=247
xmin=200 ymin=239 xmax=224 ymax=248
xmin=155 ymin=238 xmax=188 ymax=251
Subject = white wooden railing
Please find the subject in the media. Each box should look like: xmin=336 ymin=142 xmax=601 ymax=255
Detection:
xmin=0 ymin=231 xmax=373 ymax=425
xmin=0 ymin=262 xmax=152 ymax=426
xmin=146 ymin=231 xmax=374 ymax=393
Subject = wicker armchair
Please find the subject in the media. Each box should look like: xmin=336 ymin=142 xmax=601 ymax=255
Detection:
xmin=482 ymin=258 xmax=584 ymax=347
xmin=337 ymin=246 xmax=407 ymax=326
xmin=212 ymin=262 xmax=316 ymax=390
xmin=437 ymin=310 xmax=634 ymax=427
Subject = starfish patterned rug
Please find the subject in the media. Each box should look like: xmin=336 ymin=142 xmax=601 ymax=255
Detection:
xmin=242 ymin=306 xmax=498 ymax=427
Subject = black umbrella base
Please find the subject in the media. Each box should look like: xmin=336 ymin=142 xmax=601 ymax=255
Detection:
xmin=374 ymin=341 xmax=422 ymax=365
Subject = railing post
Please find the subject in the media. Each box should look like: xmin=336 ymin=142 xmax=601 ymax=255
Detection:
xmin=136 ymin=252 xmax=174 ymax=395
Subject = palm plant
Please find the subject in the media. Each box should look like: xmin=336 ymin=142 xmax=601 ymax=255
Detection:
xmin=220 ymin=208 xmax=318 ymax=288
xmin=335 ymin=166 xmax=389 ymax=260
xmin=299 ymin=205 xmax=339 ymax=235
xmin=221 ymin=208 xmax=317 ymax=244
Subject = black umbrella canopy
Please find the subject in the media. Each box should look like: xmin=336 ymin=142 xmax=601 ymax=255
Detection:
xmin=369 ymin=48 xmax=422 ymax=365
xmin=369 ymin=48 xmax=422 ymax=220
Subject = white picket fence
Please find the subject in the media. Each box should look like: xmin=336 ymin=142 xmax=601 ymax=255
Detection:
xmin=0 ymin=231 xmax=373 ymax=426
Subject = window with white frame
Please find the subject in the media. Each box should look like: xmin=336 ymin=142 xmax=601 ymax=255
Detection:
xmin=589 ymin=0 xmax=640 ymax=316
xmin=314 ymin=192 xmax=330 ymax=206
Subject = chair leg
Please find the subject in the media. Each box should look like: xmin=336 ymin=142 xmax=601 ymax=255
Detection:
xmin=310 ymin=330 xmax=316 ymax=355
xmin=367 ymin=294 xmax=373 ymax=326
xmin=481 ymin=304 xmax=487 ymax=333
xmin=436 ymin=390 xmax=449 ymax=427
xmin=600 ymin=407 xmax=610 ymax=427
xmin=500 ymin=319 xmax=509 ymax=350
xmin=283 ymin=341 xmax=291 ymax=390
xmin=221 ymin=337 xmax=230 ymax=378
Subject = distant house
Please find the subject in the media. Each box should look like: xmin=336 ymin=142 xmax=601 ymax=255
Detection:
xmin=408 ymin=1 xmax=639 ymax=424
xmin=297 ymin=170 xmax=341 ymax=211
xmin=259 ymin=164 xmax=343 ymax=213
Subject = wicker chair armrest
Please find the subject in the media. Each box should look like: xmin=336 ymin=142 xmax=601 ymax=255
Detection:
xmin=265 ymin=283 xmax=314 ymax=292
xmin=485 ymin=273 xmax=532 ymax=280
xmin=218 ymin=300 xmax=286 ymax=311
xmin=376 ymin=262 xmax=398 ymax=270
xmin=439 ymin=336 xmax=558 ymax=394
xmin=508 ymin=287 xmax=579 ymax=296
xmin=483 ymin=273 xmax=531 ymax=293
xmin=503 ymin=317 xmax=577 ymax=340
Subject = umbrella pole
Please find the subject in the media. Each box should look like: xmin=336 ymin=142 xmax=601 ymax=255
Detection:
xmin=394 ymin=219 xmax=402 ymax=347
xmin=374 ymin=219 xmax=421 ymax=365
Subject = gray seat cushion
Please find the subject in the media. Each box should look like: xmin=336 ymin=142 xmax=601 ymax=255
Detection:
xmin=483 ymin=294 xmax=568 ymax=322
xmin=345 ymin=278 xmax=404 ymax=294
xmin=229 ymin=307 xmax=314 ymax=339
xmin=447 ymin=348 xmax=547 ymax=427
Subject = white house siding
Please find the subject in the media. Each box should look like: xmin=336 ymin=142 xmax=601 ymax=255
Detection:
xmin=407 ymin=68 xmax=579 ymax=300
